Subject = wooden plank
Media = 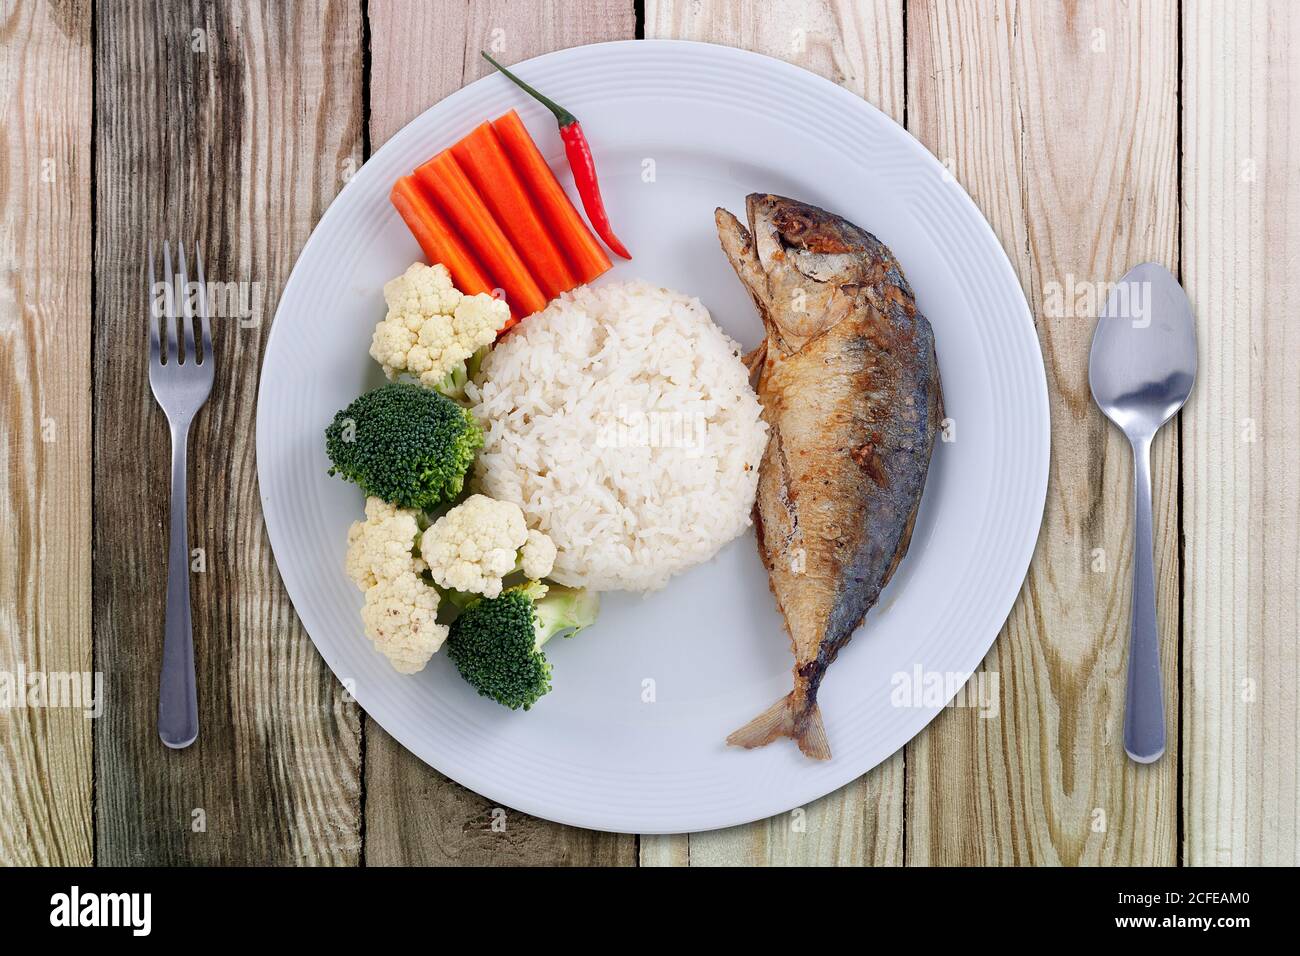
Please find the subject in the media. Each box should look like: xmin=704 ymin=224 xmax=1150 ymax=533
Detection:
xmin=904 ymin=0 xmax=1180 ymax=865
xmin=0 ymin=0 xmax=94 ymax=866
xmin=646 ymin=0 xmax=904 ymax=106
xmin=687 ymin=771 xmax=904 ymax=867
xmin=1182 ymin=0 xmax=1300 ymax=866
xmin=644 ymin=0 xmax=906 ymax=867
xmin=363 ymin=0 xmax=638 ymax=866
xmin=638 ymin=833 xmax=690 ymax=867
xmin=362 ymin=741 xmax=632 ymax=866
xmin=92 ymin=0 xmax=365 ymax=865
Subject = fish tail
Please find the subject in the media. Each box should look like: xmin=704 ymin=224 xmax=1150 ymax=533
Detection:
xmin=726 ymin=692 xmax=832 ymax=761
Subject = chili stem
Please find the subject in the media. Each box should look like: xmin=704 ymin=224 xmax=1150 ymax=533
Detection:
xmin=481 ymin=52 xmax=577 ymax=127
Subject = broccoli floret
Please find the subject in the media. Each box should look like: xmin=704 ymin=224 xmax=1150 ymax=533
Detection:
xmin=446 ymin=581 xmax=599 ymax=711
xmin=325 ymin=382 xmax=482 ymax=510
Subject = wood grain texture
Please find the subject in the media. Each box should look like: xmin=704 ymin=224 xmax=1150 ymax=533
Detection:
xmin=0 ymin=0 xmax=94 ymax=866
xmin=686 ymin=768 xmax=904 ymax=866
xmin=638 ymin=832 xmax=690 ymax=867
xmin=362 ymin=0 xmax=637 ymax=866
xmin=0 ymin=0 xmax=1293 ymax=869
xmin=646 ymin=0 xmax=904 ymax=105
xmin=904 ymin=0 xmax=1180 ymax=865
xmin=644 ymin=0 xmax=906 ymax=867
xmin=1182 ymin=0 xmax=1300 ymax=866
xmin=92 ymin=0 xmax=364 ymax=864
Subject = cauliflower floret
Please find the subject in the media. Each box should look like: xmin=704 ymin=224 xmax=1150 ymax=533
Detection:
xmin=344 ymin=495 xmax=445 ymax=674
xmin=521 ymin=529 xmax=556 ymax=581
xmin=369 ymin=262 xmax=507 ymax=392
xmin=420 ymin=494 xmax=556 ymax=598
xmin=360 ymin=570 xmax=447 ymax=674
xmin=384 ymin=261 xmax=463 ymax=316
xmin=345 ymin=496 xmax=426 ymax=590
xmin=451 ymin=293 xmax=508 ymax=348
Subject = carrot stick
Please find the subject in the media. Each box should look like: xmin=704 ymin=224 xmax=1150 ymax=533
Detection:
xmin=452 ymin=122 xmax=576 ymax=300
xmin=416 ymin=150 xmax=548 ymax=319
xmin=390 ymin=176 xmax=493 ymax=297
xmin=491 ymin=109 xmax=611 ymax=286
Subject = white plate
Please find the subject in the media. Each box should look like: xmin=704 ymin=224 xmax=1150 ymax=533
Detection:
xmin=257 ymin=40 xmax=1048 ymax=834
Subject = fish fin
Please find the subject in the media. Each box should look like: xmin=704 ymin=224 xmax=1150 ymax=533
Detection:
xmin=726 ymin=693 xmax=832 ymax=761
xmin=796 ymin=704 xmax=832 ymax=761
xmin=726 ymin=695 xmax=791 ymax=750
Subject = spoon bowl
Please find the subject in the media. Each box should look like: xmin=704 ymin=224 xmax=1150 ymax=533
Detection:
xmin=1090 ymin=261 xmax=1197 ymax=436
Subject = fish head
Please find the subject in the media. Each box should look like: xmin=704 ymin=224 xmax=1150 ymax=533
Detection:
xmin=716 ymin=194 xmax=908 ymax=354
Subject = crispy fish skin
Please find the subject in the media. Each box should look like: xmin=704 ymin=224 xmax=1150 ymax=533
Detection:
xmin=717 ymin=194 xmax=943 ymax=760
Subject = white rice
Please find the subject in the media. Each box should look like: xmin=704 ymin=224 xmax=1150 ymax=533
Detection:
xmin=466 ymin=280 xmax=768 ymax=592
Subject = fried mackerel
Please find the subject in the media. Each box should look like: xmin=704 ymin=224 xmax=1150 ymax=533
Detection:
xmin=715 ymin=194 xmax=943 ymax=760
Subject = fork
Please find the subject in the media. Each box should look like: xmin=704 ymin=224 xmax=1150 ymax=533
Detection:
xmin=148 ymin=241 xmax=214 ymax=749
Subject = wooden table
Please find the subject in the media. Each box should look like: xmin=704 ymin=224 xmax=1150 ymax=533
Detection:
xmin=2 ymin=0 xmax=1296 ymax=866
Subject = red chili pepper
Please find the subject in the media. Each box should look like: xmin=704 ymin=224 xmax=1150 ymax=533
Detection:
xmin=482 ymin=52 xmax=632 ymax=260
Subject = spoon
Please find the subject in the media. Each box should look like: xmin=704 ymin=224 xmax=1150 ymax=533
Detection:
xmin=1088 ymin=262 xmax=1196 ymax=763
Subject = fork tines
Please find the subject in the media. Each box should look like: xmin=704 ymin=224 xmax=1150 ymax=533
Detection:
xmin=148 ymin=240 xmax=212 ymax=368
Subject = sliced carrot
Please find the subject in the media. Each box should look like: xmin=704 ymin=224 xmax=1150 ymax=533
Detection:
xmin=416 ymin=150 xmax=548 ymax=319
xmin=390 ymin=176 xmax=493 ymax=297
xmin=491 ymin=109 xmax=612 ymax=286
xmin=452 ymin=122 xmax=577 ymax=301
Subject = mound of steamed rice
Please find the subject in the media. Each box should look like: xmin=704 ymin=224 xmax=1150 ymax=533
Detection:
xmin=466 ymin=280 xmax=768 ymax=592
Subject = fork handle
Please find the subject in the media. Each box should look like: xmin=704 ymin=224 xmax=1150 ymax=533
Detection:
xmin=160 ymin=419 xmax=199 ymax=748
xmin=1124 ymin=433 xmax=1164 ymax=763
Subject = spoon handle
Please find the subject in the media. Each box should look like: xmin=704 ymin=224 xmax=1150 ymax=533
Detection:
xmin=1125 ymin=434 xmax=1165 ymax=762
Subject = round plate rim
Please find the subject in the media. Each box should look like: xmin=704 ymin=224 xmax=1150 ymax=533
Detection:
xmin=256 ymin=38 xmax=1050 ymax=834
